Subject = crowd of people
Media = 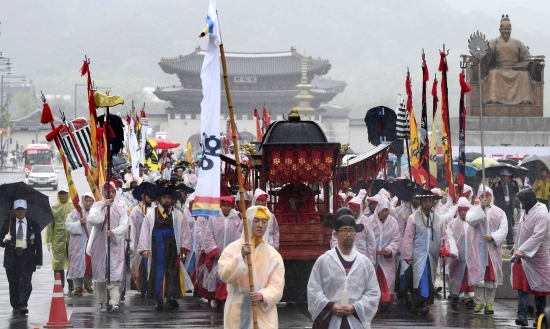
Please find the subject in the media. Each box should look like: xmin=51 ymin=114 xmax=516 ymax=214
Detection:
xmin=1 ymin=155 xmax=550 ymax=328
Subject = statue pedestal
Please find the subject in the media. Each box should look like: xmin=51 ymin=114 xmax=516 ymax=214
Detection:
xmin=450 ymin=116 xmax=550 ymax=147
xmin=468 ymin=102 xmax=543 ymax=117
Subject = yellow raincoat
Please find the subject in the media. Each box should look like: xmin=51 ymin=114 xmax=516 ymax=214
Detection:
xmin=45 ymin=194 xmax=75 ymax=271
xmin=218 ymin=206 xmax=285 ymax=329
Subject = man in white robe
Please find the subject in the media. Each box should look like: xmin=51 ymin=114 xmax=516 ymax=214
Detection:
xmin=308 ymin=214 xmax=380 ymax=329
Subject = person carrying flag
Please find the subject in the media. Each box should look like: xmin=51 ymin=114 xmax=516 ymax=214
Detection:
xmin=65 ymin=192 xmax=95 ymax=296
xmin=138 ymin=183 xmax=192 ymax=311
xmin=218 ymin=206 xmax=285 ymax=329
xmin=465 ymin=186 xmax=507 ymax=315
xmin=400 ymin=190 xmax=449 ymax=314
xmin=203 ymin=196 xmax=243 ymax=308
xmin=87 ymin=179 xmax=128 ymax=313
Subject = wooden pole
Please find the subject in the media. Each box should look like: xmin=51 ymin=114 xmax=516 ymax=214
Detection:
xmin=105 ymin=106 xmax=111 ymax=284
xmin=220 ymin=42 xmax=259 ymax=329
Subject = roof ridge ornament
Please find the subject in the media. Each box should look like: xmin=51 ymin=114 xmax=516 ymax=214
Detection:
xmin=288 ymin=108 xmax=301 ymax=122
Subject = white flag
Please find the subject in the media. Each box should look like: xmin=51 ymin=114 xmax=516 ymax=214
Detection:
xmin=128 ymin=117 xmax=141 ymax=181
xmin=193 ymin=0 xmax=221 ymax=217
xmin=140 ymin=117 xmax=148 ymax=165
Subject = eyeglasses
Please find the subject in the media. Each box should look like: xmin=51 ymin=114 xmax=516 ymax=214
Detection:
xmin=338 ymin=228 xmax=356 ymax=235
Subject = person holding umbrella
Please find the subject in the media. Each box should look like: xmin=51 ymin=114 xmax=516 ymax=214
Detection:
xmin=0 ymin=199 xmax=43 ymax=315
xmin=532 ymin=168 xmax=550 ymax=208
xmin=490 ymin=169 xmax=519 ymax=246
xmin=46 ymin=186 xmax=75 ymax=293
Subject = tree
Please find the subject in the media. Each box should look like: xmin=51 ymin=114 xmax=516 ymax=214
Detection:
xmin=15 ymin=91 xmax=38 ymax=119
xmin=1 ymin=92 xmax=13 ymax=128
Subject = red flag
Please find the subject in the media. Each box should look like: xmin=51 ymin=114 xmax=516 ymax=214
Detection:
xmin=457 ymin=72 xmax=472 ymax=196
xmin=419 ymin=59 xmax=430 ymax=183
xmin=253 ymin=108 xmax=262 ymax=142
xmin=439 ymin=51 xmax=456 ymax=201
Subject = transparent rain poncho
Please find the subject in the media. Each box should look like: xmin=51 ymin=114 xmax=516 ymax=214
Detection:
xmin=465 ymin=186 xmax=507 ymax=288
xmin=365 ymin=198 xmax=400 ymax=293
xmin=65 ymin=192 xmax=95 ymax=279
xmin=511 ymin=202 xmax=550 ymax=292
xmin=218 ymin=206 xmax=285 ymax=329
xmin=446 ymin=197 xmax=472 ymax=295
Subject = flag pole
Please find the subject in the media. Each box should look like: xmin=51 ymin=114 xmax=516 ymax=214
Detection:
xmin=405 ymin=69 xmax=413 ymax=182
xmin=40 ymin=93 xmax=88 ymax=238
xmin=468 ymin=30 xmax=490 ymax=294
xmin=218 ymin=29 xmax=260 ymax=329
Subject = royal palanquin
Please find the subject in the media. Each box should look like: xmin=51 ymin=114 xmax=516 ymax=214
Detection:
xmin=225 ymin=108 xmax=391 ymax=301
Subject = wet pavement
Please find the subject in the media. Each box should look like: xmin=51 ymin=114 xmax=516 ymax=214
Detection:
xmin=0 ymin=170 xmax=536 ymax=328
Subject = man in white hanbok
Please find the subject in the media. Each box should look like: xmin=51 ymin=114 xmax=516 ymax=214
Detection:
xmin=308 ymin=214 xmax=380 ymax=329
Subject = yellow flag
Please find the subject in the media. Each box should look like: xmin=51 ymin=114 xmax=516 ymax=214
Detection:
xmin=186 ymin=142 xmax=192 ymax=163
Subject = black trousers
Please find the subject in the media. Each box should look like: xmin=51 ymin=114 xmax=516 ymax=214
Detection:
xmin=6 ymin=260 xmax=34 ymax=309
xmin=502 ymin=205 xmax=514 ymax=244
xmin=53 ymin=270 xmax=73 ymax=290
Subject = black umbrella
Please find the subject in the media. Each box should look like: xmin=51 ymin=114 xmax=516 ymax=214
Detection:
xmin=392 ymin=179 xmax=422 ymax=201
xmin=496 ymin=158 xmax=518 ymax=166
xmin=465 ymin=152 xmax=483 ymax=162
xmin=0 ymin=182 xmax=53 ymax=231
xmin=520 ymin=155 xmax=550 ymax=179
xmin=475 ymin=163 xmax=528 ymax=178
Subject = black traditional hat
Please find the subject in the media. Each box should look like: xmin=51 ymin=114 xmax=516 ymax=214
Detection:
xmin=413 ymin=189 xmax=443 ymax=200
xmin=336 ymin=207 xmax=353 ymax=219
xmin=334 ymin=214 xmax=365 ymax=233
xmin=154 ymin=182 xmax=182 ymax=200
xmin=175 ymin=183 xmax=195 ymax=194
xmin=132 ymin=182 xmax=156 ymax=201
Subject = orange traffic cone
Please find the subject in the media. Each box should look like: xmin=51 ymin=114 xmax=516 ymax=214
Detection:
xmin=44 ymin=273 xmax=73 ymax=328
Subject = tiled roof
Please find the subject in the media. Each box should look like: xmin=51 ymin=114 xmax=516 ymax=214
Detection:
xmin=159 ymin=47 xmax=331 ymax=76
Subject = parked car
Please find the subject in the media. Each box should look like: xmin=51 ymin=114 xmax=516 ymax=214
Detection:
xmin=27 ymin=165 xmax=58 ymax=190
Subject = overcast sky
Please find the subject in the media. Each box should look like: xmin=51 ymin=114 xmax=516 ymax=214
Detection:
xmin=1 ymin=0 xmax=550 ymax=117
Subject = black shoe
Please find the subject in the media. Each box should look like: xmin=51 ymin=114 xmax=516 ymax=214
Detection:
xmin=515 ymin=317 xmax=528 ymax=326
xmin=165 ymin=299 xmax=179 ymax=311
xmin=434 ymin=286 xmax=443 ymax=293
xmin=12 ymin=308 xmax=20 ymax=315
xmin=464 ymin=299 xmax=476 ymax=309
xmin=419 ymin=305 xmax=430 ymax=315
xmin=140 ymin=291 xmax=146 ymax=299
xmin=155 ymin=300 xmax=164 ymax=311
xmin=19 ymin=307 xmax=28 ymax=315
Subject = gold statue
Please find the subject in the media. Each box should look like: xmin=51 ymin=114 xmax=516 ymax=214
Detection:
xmin=94 ymin=89 xmax=124 ymax=108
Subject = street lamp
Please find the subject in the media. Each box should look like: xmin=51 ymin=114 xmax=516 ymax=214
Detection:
xmin=75 ymin=83 xmax=110 ymax=119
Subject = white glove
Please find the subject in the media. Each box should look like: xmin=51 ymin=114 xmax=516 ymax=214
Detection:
xmin=3 ymin=234 xmax=11 ymax=243
xmin=47 ymin=244 xmax=51 ymax=252
xmin=37 ymin=265 xmax=41 ymax=269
